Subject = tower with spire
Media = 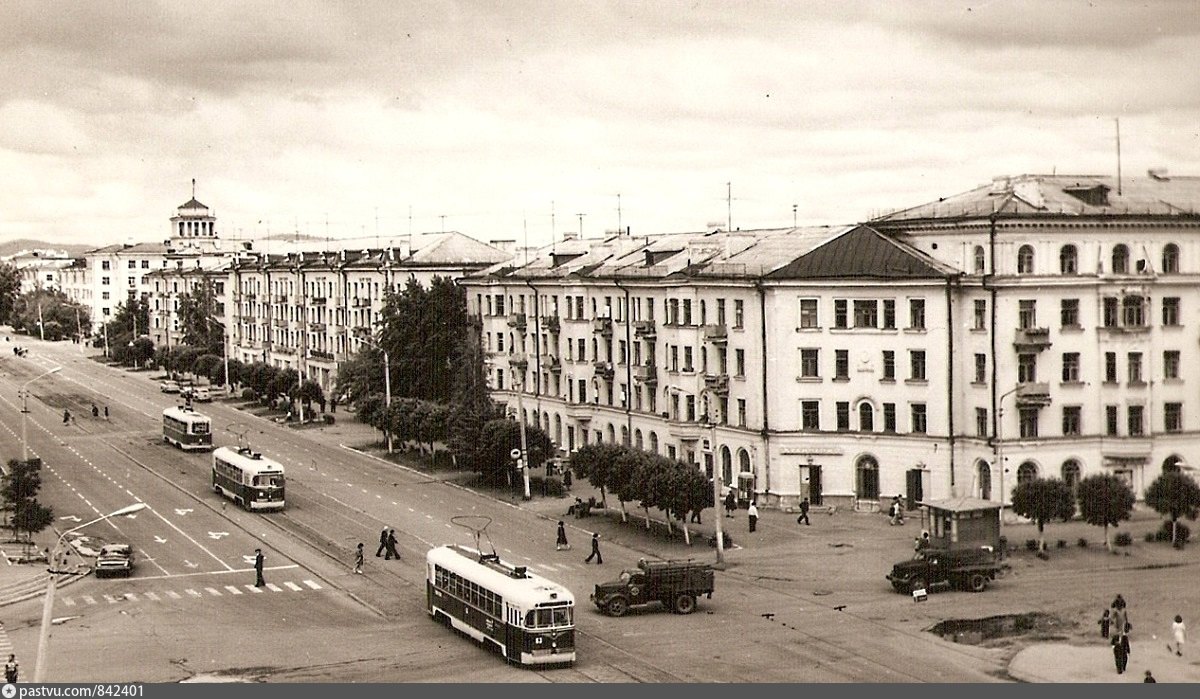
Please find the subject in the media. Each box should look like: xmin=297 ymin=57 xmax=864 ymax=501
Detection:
xmin=169 ymin=178 xmax=220 ymax=252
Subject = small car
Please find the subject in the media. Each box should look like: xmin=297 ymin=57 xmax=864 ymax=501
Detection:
xmin=184 ymin=386 xmax=211 ymax=402
xmin=95 ymin=544 xmax=135 ymax=578
xmin=159 ymin=380 xmax=180 ymax=393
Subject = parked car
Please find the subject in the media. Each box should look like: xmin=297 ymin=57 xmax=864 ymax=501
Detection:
xmin=95 ymin=544 xmax=135 ymax=578
xmin=159 ymin=380 xmax=180 ymax=393
xmin=183 ymin=386 xmax=211 ymax=402
xmin=886 ymin=547 xmax=1005 ymax=594
xmin=592 ymin=558 xmax=714 ymax=616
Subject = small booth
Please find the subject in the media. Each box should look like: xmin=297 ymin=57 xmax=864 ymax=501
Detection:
xmin=736 ymin=472 xmax=756 ymax=508
xmin=919 ymin=497 xmax=1001 ymax=552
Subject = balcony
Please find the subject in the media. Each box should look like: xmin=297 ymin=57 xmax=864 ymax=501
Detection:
xmin=592 ymin=317 xmax=613 ymax=336
xmin=1015 ymin=382 xmax=1052 ymax=407
xmin=309 ymin=322 xmax=327 ymax=333
xmin=310 ymin=296 xmax=327 ymax=305
xmin=1013 ymin=327 xmax=1052 ymax=351
xmin=507 ymin=313 xmax=527 ymax=330
xmin=540 ymin=315 xmax=561 ymax=334
xmin=666 ymin=417 xmax=705 ymax=441
xmin=309 ymin=349 xmax=335 ymax=361
xmin=703 ymin=324 xmax=728 ymax=344
xmin=633 ymin=319 xmax=657 ymax=339
xmin=540 ymin=354 xmax=562 ymax=372
xmin=564 ymin=403 xmax=593 ymax=422
xmin=352 ymin=298 xmax=372 ymax=308
xmin=704 ymin=373 xmax=730 ymax=396
xmin=593 ymin=360 xmax=615 ymax=379
xmin=351 ymin=325 xmax=371 ymax=336
xmin=274 ymin=346 xmax=296 ymax=355
xmin=274 ymin=295 xmax=288 ymax=304
xmin=272 ymin=318 xmax=289 ymax=328
xmin=633 ymin=364 xmax=657 ymax=385
xmin=510 ymin=354 xmax=529 ymax=372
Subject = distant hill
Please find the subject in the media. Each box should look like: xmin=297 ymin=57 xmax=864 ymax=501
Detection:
xmin=0 ymin=239 xmax=95 ymax=258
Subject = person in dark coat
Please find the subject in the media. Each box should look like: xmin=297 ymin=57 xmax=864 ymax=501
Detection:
xmin=556 ymin=521 xmax=570 ymax=551
xmin=724 ymin=490 xmax=737 ymax=518
xmin=91 ymin=404 xmax=99 ymax=418
xmin=1112 ymin=632 xmax=1131 ymax=674
xmin=375 ymin=528 xmax=388 ymax=557
xmin=385 ymin=529 xmax=400 ymax=560
xmin=254 ymin=549 xmax=265 ymax=587
xmin=1098 ymin=609 xmax=1111 ymax=639
xmin=1143 ymin=670 xmax=1156 ymax=683
xmin=584 ymin=532 xmax=603 ymax=564
xmin=796 ymin=498 xmax=811 ymax=525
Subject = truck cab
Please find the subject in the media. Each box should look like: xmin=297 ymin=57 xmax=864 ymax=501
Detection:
xmin=592 ymin=558 xmax=714 ymax=617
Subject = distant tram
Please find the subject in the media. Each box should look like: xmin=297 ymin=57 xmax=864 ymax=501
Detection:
xmin=162 ymin=406 xmax=213 ymax=451
xmin=211 ymin=446 xmax=285 ymax=511
xmin=426 ymin=545 xmax=576 ymax=666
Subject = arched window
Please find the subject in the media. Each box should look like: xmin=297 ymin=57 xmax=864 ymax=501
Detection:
xmin=856 ymin=455 xmax=880 ymax=500
xmin=634 ymin=429 xmax=643 ymax=450
xmin=605 ymin=424 xmax=615 ymax=443
xmin=1062 ymin=459 xmax=1081 ymax=493
xmin=1017 ymin=461 xmax=1038 ymax=486
xmin=1163 ymin=455 xmax=1184 ymax=474
xmin=738 ymin=449 xmax=752 ymax=473
xmin=721 ymin=446 xmax=733 ymax=486
xmin=648 ymin=432 xmax=659 ymax=454
xmin=977 ymin=460 xmax=992 ymax=501
xmin=1112 ymin=244 xmax=1129 ymax=274
xmin=973 ymin=246 xmax=986 ymax=274
xmin=1162 ymin=244 xmax=1180 ymax=274
xmin=858 ymin=403 xmax=874 ymax=432
xmin=554 ymin=414 xmax=562 ymax=445
xmin=542 ymin=411 xmax=550 ymax=433
xmin=1017 ymin=245 xmax=1034 ymax=274
xmin=1059 ymin=245 xmax=1078 ymax=274
xmin=620 ymin=426 xmax=629 ymax=445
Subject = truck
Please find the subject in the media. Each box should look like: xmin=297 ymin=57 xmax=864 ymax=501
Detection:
xmin=885 ymin=546 xmax=1004 ymax=594
xmin=591 ymin=558 xmax=714 ymax=616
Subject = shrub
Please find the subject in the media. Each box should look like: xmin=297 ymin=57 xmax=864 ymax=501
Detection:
xmin=241 ymin=388 xmax=256 ymax=401
xmin=1144 ymin=532 xmax=1156 ymax=543
xmin=1056 ymin=539 xmax=1067 ymax=549
xmin=1025 ymin=539 xmax=1039 ymax=551
xmin=529 ymin=475 xmax=566 ymax=498
xmin=1157 ymin=520 xmax=1190 ymax=544
xmin=1077 ymin=538 xmax=1089 ymax=548
xmin=1114 ymin=532 xmax=1133 ymax=547
xmin=322 ymin=414 xmax=335 ymax=424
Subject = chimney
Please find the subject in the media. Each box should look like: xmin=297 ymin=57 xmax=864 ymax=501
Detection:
xmin=562 ymin=231 xmax=579 ymax=241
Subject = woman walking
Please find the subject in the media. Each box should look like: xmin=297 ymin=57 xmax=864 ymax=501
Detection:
xmin=555 ymin=521 xmax=570 ymax=551
xmin=353 ymin=543 xmax=365 ymax=574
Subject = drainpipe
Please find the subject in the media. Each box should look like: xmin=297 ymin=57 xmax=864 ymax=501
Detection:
xmin=613 ymin=278 xmax=634 ymax=445
xmin=754 ymin=280 xmax=772 ymax=498
xmin=522 ymin=277 xmax=542 ymax=400
xmin=986 ymin=211 xmax=1000 ymax=500
xmin=945 ymin=275 xmax=957 ymax=495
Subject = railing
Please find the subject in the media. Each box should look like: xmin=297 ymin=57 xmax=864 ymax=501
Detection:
xmin=633 ymin=364 xmax=657 ymax=384
xmin=309 ymin=349 xmax=335 ymax=361
xmin=592 ymin=317 xmax=613 ymax=336
xmin=272 ymin=318 xmax=288 ymax=328
xmin=540 ymin=316 xmax=561 ymax=334
xmin=1013 ymin=327 xmax=1052 ymax=351
xmin=510 ymin=355 xmax=529 ymax=372
xmin=703 ymin=324 xmax=728 ymax=343
xmin=704 ymin=373 xmax=730 ymax=395
xmin=593 ymin=360 xmax=615 ymax=378
xmin=352 ymin=298 xmax=372 ymax=307
xmin=540 ymin=354 xmax=562 ymax=371
xmin=1015 ymin=382 xmax=1052 ymax=407
xmin=507 ymin=313 xmax=527 ymax=330
xmin=310 ymin=297 xmax=327 ymax=305
xmin=633 ymin=319 xmax=656 ymax=338
xmin=309 ymin=322 xmax=327 ymax=332
xmin=274 ymin=346 xmax=296 ymax=355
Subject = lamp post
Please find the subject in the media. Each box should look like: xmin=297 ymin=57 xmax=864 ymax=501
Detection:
xmin=21 ymin=367 xmax=62 ymax=461
xmin=515 ymin=368 xmax=531 ymax=501
xmin=700 ymin=389 xmax=725 ymax=568
xmin=356 ymin=333 xmax=392 ymax=453
xmin=994 ymin=385 xmax=1021 ymax=535
xmin=34 ymin=501 xmax=147 ymax=682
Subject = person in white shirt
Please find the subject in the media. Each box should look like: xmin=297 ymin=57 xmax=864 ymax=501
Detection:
xmin=1171 ymin=615 xmax=1186 ymax=656
xmin=747 ymin=501 xmax=759 ymax=532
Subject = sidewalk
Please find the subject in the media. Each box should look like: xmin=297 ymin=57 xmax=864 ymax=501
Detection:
xmin=1010 ymin=642 xmax=1200 ymax=683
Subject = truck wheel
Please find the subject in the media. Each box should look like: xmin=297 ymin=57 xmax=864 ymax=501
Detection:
xmin=968 ymin=573 xmax=987 ymax=592
xmin=909 ymin=578 xmax=927 ymax=594
xmin=673 ymin=594 xmax=697 ymax=614
xmin=605 ymin=597 xmax=629 ymax=617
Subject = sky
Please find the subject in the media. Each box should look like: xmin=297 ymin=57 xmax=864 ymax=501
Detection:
xmin=2 ymin=0 xmax=1198 ymax=251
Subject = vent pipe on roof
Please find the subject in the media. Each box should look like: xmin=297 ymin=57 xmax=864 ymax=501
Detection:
xmin=1148 ymin=168 xmax=1170 ymax=181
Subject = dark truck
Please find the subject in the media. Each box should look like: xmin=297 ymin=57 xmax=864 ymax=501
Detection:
xmin=592 ymin=558 xmax=714 ymax=616
xmin=886 ymin=547 xmax=1004 ymax=594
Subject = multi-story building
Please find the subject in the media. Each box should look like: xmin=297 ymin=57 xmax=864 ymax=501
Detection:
xmin=148 ymin=260 xmax=232 ymax=353
xmin=465 ymin=173 xmax=1200 ymax=511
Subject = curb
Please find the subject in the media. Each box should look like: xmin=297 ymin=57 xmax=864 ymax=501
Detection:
xmin=0 ymin=569 xmax=88 ymax=609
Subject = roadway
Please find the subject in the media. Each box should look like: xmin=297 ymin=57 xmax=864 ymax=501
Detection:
xmin=0 ymin=336 xmax=1007 ymax=682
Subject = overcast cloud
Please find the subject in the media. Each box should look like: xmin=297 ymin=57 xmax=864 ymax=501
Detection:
xmin=1 ymin=0 xmax=1197 ymax=249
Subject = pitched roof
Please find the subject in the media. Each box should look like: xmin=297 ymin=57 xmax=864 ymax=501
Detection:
xmin=407 ymin=232 xmax=512 ymax=265
xmin=918 ymin=497 xmax=1002 ymax=512
xmin=177 ymin=197 xmax=208 ymax=211
xmin=766 ymin=225 xmax=954 ymax=280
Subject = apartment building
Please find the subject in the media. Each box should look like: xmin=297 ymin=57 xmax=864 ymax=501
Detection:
xmin=148 ymin=261 xmax=232 ymax=352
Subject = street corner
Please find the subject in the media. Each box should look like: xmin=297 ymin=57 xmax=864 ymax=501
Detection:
xmin=1009 ymin=641 xmax=1200 ymax=683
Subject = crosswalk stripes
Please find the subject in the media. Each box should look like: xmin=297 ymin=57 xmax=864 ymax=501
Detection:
xmin=243 ymin=585 xmax=263 ymax=593
xmin=0 ymin=623 xmax=13 ymax=657
xmin=165 ymin=591 xmax=181 ymax=600
xmin=224 ymin=585 xmax=243 ymax=595
xmin=57 ymin=580 xmax=326 ymax=608
xmin=144 ymin=592 xmax=159 ymax=601
xmin=283 ymin=582 xmax=302 ymax=591
xmin=265 ymin=583 xmax=283 ymax=592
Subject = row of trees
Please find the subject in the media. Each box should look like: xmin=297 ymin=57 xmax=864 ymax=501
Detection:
xmin=1013 ymin=471 xmax=1200 ymax=551
xmin=3 ymin=459 xmax=54 ymax=546
xmin=1 ymin=283 xmax=91 ymax=342
xmin=569 ymin=443 xmax=714 ymax=545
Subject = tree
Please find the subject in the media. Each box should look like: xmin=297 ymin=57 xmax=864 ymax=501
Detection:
xmin=572 ymin=443 xmax=626 ymax=510
xmin=296 ymin=379 xmax=324 ymax=413
xmin=176 ymin=279 xmax=223 ymax=356
xmin=1145 ymin=472 xmax=1200 ymax=546
xmin=2 ymin=458 xmax=50 ymax=544
xmin=269 ymin=368 xmax=300 ymax=407
xmin=11 ymin=499 xmax=53 ymax=543
xmin=1010 ymin=478 xmax=1076 ymax=553
xmin=100 ymin=296 xmax=149 ymax=353
xmin=446 ymin=318 xmax=499 ymax=470
xmin=12 ymin=289 xmax=90 ymax=340
xmin=470 ymin=418 xmax=554 ymax=485
xmin=172 ymin=346 xmax=203 ymax=377
xmin=608 ymin=447 xmax=648 ymax=521
xmin=1076 ymin=474 xmax=1136 ymax=551
xmin=0 ymin=262 xmax=19 ymax=326
xmin=129 ymin=336 xmax=155 ymax=367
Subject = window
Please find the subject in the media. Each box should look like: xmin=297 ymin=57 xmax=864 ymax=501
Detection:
xmin=101 ymin=261 xmax=111 ymax=271
xmin=859 ymin=403 xmax=874 ymax=431
xmin=1102 ymin=297 xmax=1118 ymax=327
xmin=909 ymin=350 xmax=926 ymax=381
xmin=882 ymin=350 xmax=895 ymax=380
xmin=883 ymin=403 xmax=896 ymax=432
xmin=141 ymin=260 xmax=150 ymax=269
xmin=735 ymin=349 xmax=745 ymax=377
xmin=1104 ymin=352 xmax=1117 ymax=382
xmin=833 ymin=300 xmax=848 ymax=329
xmin=1106 ymin=405 xmax=1118 ymax=435
xmin=799 ymin=299 xmax=818 ymax=328
xmin=1127 ymin=352 xmax=1143 ymax=384
xmin=834 ymin=349 xmax=849 ymax=379
xmin=975 ymin=407 xmax=988 ymax=437
xmin=717 ymin=299 xmax=726 ymax=325
xmin=1112 ymin=244 xmax=1129 ymax=274
xmin=836 ymin=402 xmax=850 ymax=431
xmin=801 ymin=401 xmax=820 ymax=430
xmin=882 ymin=300 xmax=896 ymax=329
xmin=1062 ymin=406 xmax=1081 ymax=436
xmin=1017 ymin=462 xmax=1038 ymax=486
xmin=973 ymin=246 xmax=985 ymax=273
xmin=102 ymin=276 xmax=110 ymax=285
xmin=1018 ymin=300 xmax=1036 ymax=329
xmin=853 ymin=300 xmax=878 ymax=328
xmin=1019 ymin=407 xmax=1039 ymax=438
xmin=1165 ymin=403 xmax=1183 ymax=433
xmin=1162 ymin=297 xmax=1180 ymax=326
xmin=973 ymin=300 xmax=987 ymax=330
xmin=1058 ymin=352 xmax=1079 ymax=382
xmin=1059 ymin=245 xmax=1078 ymax=274
xmin=737 ymin=399 xmax=747 ymax=427
xmin=733 ymin=300 xmax=744 ymax=329
xmin=1164 ymin=350 xmax=1180 ymax=380
xmin=1062 ymin=460 xmax=1081 ymax=492
xmin=1162 ymin=243 xmax=1180 ymax=274
xmin=1017 ymin=353 xmax=1037 ymax=383
xmin=1060 ymin=299 xmax=1079 ymax=328
xmin=1017 ymin=245 xmax=1034 ymax=274
xmin=683 ymin=346 xmax=694 ymax=372
xmin=1128 ymin=405 xmax=1144 ymax=437
xmin=1122 ymin=296 xmax=1145 ymax=327
xmin=127 ymin=260 xmax=136 ymax=269
xmin=856 ymin=456 xmax=880 ymax=500
xmin=682 ymin=299 xmax=692 ymax=326
xmin=910 ymin=404 xmax=927 ymax=434
xmin=908 ymin=299 xmax=925 ymax=330
xmin=974 ymin=354 xmax=986 ymax=383
xmin=800 ymin=349 xmax=819 ymax=378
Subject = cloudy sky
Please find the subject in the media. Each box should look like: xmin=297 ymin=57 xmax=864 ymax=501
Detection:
xmin=2 ymin=1 xmax=1198 ymax=250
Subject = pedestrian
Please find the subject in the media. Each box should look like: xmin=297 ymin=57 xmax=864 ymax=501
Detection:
xmin=556 ymin=521 xmax=570 ymax=551
xmin=254 ymin=548 xmax=265 ymax=587
xmin=1112 ymin=632 xmax=1131 ymax=674
xmin=1111 ymin=595 xmax=1128 ymax=640
xmin=353 ymin=543 xmax=365 ymax=574
xmin=747 ymin=500 xmax=759 ymax=533
xmin=796 ymin=498 xmax=810 ymax=525
xmin=913 ymin=531 xmax=932 ymax=558
xmin=562 ymin=468 xmax=572 ymax=490
xmin=690 ymin=508 xmax=702 ymax=524
xmin=4 ymin=653 xmax=17 ymax=684
xmin=1170 ymin=614 xmax=1186 ymax=656
xmin=375 ymin=527 xmax=388 ymax=557
xmin=584 ymin=532 xmax=603 ymax=564
xmin=1098 ymin=609 xmax=1111 ymax=639
xmin=1143 ymin=670 xmax=1156 ymax=683
xmin=104 ymin=405 xmax=109 ymax=420
xmin=62 ymin=409 xmax=71 ymax=425
xmin=330 ymin=396 xmax=338 ymax=413
xmin=889 ymin=496 xmax=905 ymax=526
xmin=91 ymin=403 xmax=99 ymax=418
xmin=386 ymin=529 xmax=400 ymax=560
xmin=724 ymin=490 xmax=737 ymax=518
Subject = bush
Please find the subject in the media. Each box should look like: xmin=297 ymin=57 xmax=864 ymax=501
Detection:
xmin=1144 ymin=532 xmax=1156 ymax=543
xmin=1156 ymin=521 xmax=1191 ymax=544
xmin=1114 ymin=532 xmax=1133 ymax=547
xmin=241 ymin=388 xmax=256 ymax=401
xmin=529 ymin=475 xmax=566 ymax=498
xmin=322 ymin=414 xmax=335 ymax=424
xmin=1056 ymin=539 xmax=1067 ymax=549
xmin=1077 ymin=538 xmax=1089 ymax=548
xmin=1025 ymin=539 xmax=1039 ymax=551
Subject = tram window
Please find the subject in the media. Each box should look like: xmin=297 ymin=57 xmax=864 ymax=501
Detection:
xmin=192 ymin=422 xmax=210 ymax=434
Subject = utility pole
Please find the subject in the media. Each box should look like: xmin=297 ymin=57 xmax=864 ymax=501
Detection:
xmin=37 ymin=301 xmax=45 ymax=341
xmin=727 ymin=182 xmax=732 ymax=232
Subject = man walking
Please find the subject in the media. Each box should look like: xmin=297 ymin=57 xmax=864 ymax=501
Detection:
xmin=104 ymin=405 xmax=109 ymax=420
xmin=353 ymin=543 xmax=365 ymax=574
xmin=556 ymin=521 xmax=570 ymax=551
xmin=5 ymin=653 xmax=18 ymax=684
xmin=796 ymin=498 xmax=810 ymax=525
xmin=724 ymin=490 xmax=737 ymax=518
xmin=385 ymin=529 xmax=400 ymax=560
xmin=254 ymin=548 xmax=265 ymax=587
xmin=747 ymin=501 xmax=759 ymax=533
xmin=584 ymin=532 xmax=603 ymax=564
xmin=375 ymin=527 xmax=388 ymax=557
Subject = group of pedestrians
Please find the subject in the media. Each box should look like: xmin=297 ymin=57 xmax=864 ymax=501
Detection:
xmin=350 ymin=527 xmax=402 ymax=574
xmin=11 ymin=346 xmax=28 ymax=357
xmin=1099 ymin=593 xmax=1188 ymax=678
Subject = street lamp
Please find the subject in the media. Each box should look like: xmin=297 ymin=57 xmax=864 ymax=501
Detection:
xmin=700 ymin=389 xmax=726 ymax=568
xmin=993 ymin=385 xmax=1021 ymax=535
xmin=514 ymin=367 xmax=531 ymax=501
xmin=356 ymin=333 xmax=392 ymax=454
xmin=34 ymin=501 xmax=147 ymax=682
xmin=21 ymin=366 xmax=62 ymax=461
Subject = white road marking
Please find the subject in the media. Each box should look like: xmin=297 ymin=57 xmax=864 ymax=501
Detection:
xmin=185 ymin=589 xmax=202 ymax=597
xmin=63 ymin=598 xmax=75 ymax=607
xmin=283 ymin=582 xmax=302 ymax=591
xmin=165 ymin=591 xmax=182 ymax=600
xmin=266 ymin=583 xmax=283 ymax=592
xmin=147 ymin=508 xmax=235 ymax=571
xmin=82 ymin=596 xmax=96 ymax=605
xmin=144 ymin=592 xmax=160 ymax=601
xmin=302 ymin=580 xmax=322 ymax=590
xmin=244 ymin=585 xmax=263 ymax=593
xmin=123 ymin=593 xmax=137 ymax=601
xmin=104 ymin=594 xmax=120 ymax=604
xmin=224 ymin=585 xmax=243 ymax=595
xmin=205 ymin=587 xmax=222 ymax=596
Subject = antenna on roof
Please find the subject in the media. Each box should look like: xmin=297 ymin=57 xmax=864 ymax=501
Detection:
xmin=726 ymin=182 xmax=732 ymax=232
xmin=522 ymin=212 xmax=529 ymax=266
xmin=1115 ymin=117 xmax=1123 ymax=196
xmin=617 ymin=193 xmax=622 ymax=234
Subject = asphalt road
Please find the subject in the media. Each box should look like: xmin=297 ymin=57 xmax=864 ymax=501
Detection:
xmin=0 ymin=338 xmax=1008 ymax=682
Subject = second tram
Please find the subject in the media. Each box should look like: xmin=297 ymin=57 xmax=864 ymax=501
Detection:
xmin=211 ymin=446 xmax=286 ymax=511
xmin=162 ymin=406 xmax=213 ymax=451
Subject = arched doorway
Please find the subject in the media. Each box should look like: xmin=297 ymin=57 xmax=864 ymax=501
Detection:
xmin=720 ymin=446 xmax=733 ymax=487
xmin=648 ymin=432 xmax=659 ymax=454
xmin=976 ymin=460 xmax=992 ymax=501
xmin=856 ymin=455 xmax=880 ymax=501
xmin=1062 ymin=459 xmax=1082 ymax=494
xmin=1164 ymin=454 xmax=1185 ymax=474
xmin=605 ymin=424 xmax=615 ymax=443
xmin=620 ymin=426 xmax=629 ymax=446
xmin=1017 ymin=461 xmax=1038 ymax=487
